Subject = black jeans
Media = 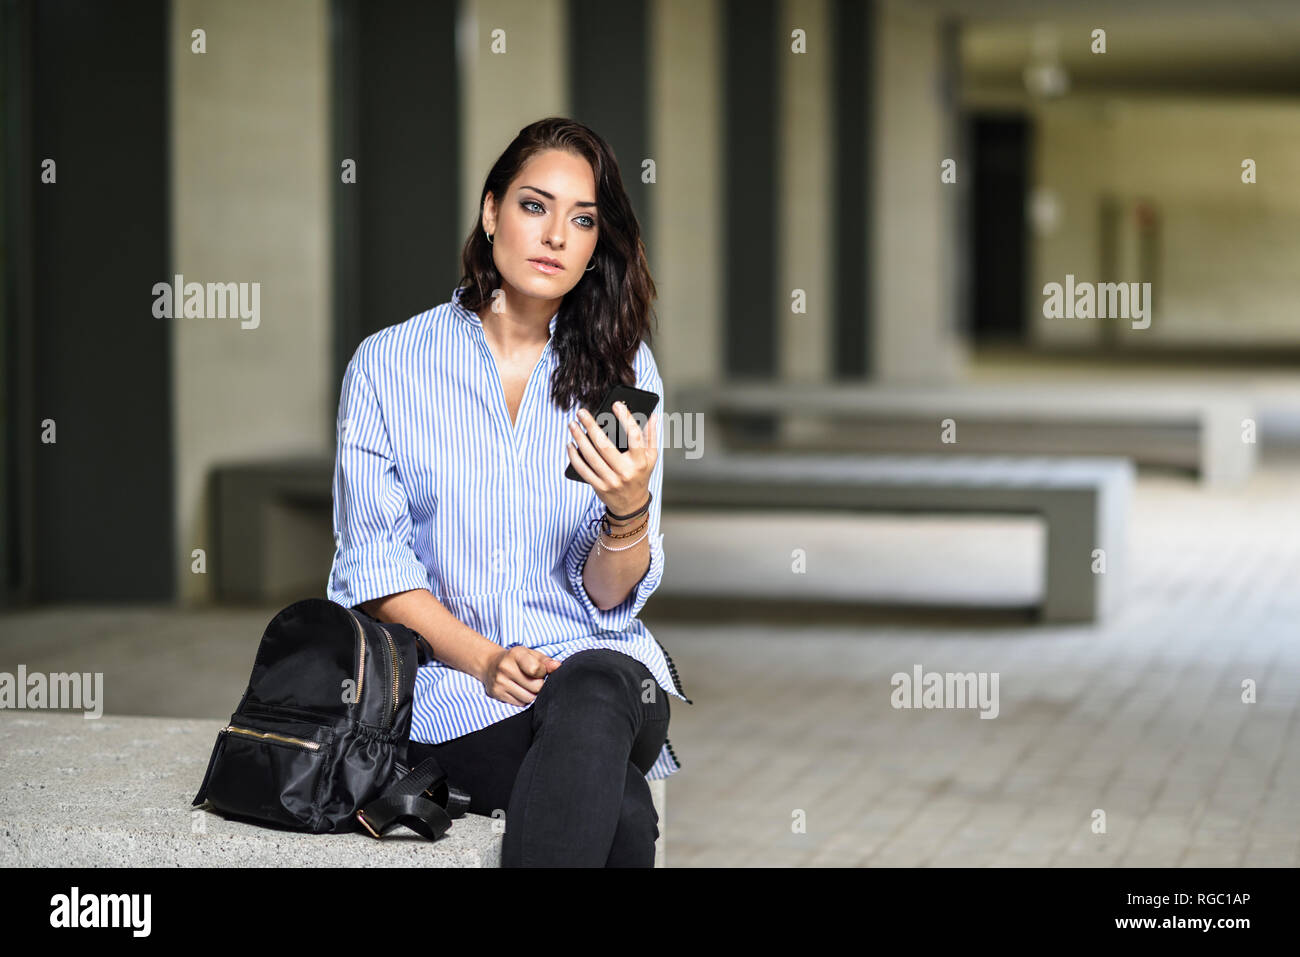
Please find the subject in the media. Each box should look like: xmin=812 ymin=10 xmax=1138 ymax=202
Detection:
xmin=406 ymin=648 xmax=671 ymax=867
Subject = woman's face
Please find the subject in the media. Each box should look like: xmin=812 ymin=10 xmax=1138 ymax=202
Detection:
xmin=483 ymin=149 xmax=599 ymax=305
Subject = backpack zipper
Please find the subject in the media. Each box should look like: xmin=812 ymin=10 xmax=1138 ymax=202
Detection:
xmin=378 ymin=623 xmax=400 ymax=727
xmin=344 ymin=609 xmax=401 ymax=729
xmin=345 ymin=608 xmax=366 ymax=707
xmin=222 ymin=725 xmax=321 ymax=751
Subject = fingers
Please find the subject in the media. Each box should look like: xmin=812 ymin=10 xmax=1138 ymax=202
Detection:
xmin=568 ymin=411 xmax=618 ymax=486
xmin=613 ymin=402 xmax=642 ymax=451
xmin=489 ymin=651 xmax=562 ymax=705
xmin=644 ymin=411 xmax=658 ymax=463
xmin=611 ymin=402 xmax=654 ymax=453
xmin=506 ymin=662 xmax=545 ymax=692
xmin=515 ymin=649 xmax=551 ymax=681
xmin=496 ymin=677 xmax=535 ymax=707
xmin=568 ymin=403 xmax=655 ymax=481
xmin=613 ymin=405 xmax=657 ymax=471
xmin=606 ymin=404 xmax=657 ymax=498
xmin=565 ymin=437 xmax=610 ymax=488
xmin=498 ymin=665 xmax=541 ymax=702
xmin=526 ymin=651 xmax=562 ymax=674
xmin=508 ymin=648 xmax=550 ymax=688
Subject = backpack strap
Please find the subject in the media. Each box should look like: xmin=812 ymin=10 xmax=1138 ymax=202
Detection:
xmin=411 ymin=631 xmax=437 ymax=666
xmin=356 ymin=757 xmax=471 ymax=841
xmin=349 ymin=604 xmax=436 ymax=666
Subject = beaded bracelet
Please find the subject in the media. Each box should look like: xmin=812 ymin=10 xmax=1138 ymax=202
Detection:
xmin=596 ymin=526 xmax=650 ymax=553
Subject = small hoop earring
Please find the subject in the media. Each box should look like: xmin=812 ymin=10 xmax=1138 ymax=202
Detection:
xmin=485 ymin=231 xmax=494 ymax=245
xmin=584 ymin=259 xmax=596 ymax=272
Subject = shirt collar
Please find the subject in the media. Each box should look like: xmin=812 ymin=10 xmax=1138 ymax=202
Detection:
xmin=451 ymin=286 xmax=559 ymax=338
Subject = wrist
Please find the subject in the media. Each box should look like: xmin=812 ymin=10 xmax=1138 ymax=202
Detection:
xmin=604 ymin=511 xmax=646 ymax=528
xmin=599 ymin=516 xmax=649 ymax=541
xmin=473 ymin=641 xmax=500 ymax=683
xmin=595 ymin=518 xmax=650 ymax=555
xmin=604 ymin=490 xmax=651 ymax=523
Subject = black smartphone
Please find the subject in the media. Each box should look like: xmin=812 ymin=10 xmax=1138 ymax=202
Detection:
xmin=564 ymin=383 xmax=661 ymax=482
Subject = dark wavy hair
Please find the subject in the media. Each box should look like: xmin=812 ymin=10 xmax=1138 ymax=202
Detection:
xmin=457 ymin=117 xmax=657 ymax=414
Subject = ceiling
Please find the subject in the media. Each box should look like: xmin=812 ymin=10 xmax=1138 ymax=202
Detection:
xmin=937 ymin=1 xmax=1300 ymax=95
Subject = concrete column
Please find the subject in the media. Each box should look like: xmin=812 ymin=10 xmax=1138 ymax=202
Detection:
xmin=870 ymin=0 xmax=966 ymax=383
xmin=650 ymin=0 xmax=723 ymax=400
xmin=458 ymin=0 xmax=569 ymax=236
xmin=171 ymin=0 xmax=331 ymax=603
xmin=779 ymin=0 xmax=834 ymax=382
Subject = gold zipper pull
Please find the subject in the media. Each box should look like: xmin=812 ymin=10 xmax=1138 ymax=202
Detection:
xmin=223 ymin=724 xmax=322 ymax=751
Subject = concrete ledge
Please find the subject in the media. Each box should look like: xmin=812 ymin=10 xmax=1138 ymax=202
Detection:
xmin=676 ymin=380 xmax=1256 ymax=485
xmin=662 ymin=450 xmax=1134 ymax=623
xmin=0 ymin=713 xmax=665 ymax=867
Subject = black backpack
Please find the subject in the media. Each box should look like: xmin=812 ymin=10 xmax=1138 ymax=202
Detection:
xmin=192 ymin=597 xmax=470 ymax=840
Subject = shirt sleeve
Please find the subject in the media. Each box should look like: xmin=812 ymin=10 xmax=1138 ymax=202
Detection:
xmin=563 ymin=342 xmax=667 ymax=634
xmin=326 ymin=345 xmax=431 ymax=609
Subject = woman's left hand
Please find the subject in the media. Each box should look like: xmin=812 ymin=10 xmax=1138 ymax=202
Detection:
xmin=566 ymin=401 xmax=658 ymax=516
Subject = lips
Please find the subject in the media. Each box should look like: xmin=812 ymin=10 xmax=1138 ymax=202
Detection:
xmin=529 ymin=258 xmax=563 ymax=269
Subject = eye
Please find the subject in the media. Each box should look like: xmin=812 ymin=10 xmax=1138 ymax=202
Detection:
xmin=521 ymin=198 xmax=595 ymax=229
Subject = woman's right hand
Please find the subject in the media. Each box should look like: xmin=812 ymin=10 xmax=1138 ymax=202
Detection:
xmin=479 ymin=645 xmax=561 ymax=706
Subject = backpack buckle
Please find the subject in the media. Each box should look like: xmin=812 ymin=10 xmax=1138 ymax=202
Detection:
xmin=356 ymin=809 xmax=381 ymax=839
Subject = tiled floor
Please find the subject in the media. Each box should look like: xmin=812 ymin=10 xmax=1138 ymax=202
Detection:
xmin=649 ymin=450 xmax=1300 ymax=867
xmin=2 ymin=452 xmax=1297 ymax=867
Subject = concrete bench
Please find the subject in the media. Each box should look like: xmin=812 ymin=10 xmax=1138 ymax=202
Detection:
xmin=210 ymin=457 xmax=336 ymax=603
xmin=675 ymin=381 xmax=1255 ymax=485
xmin=0 ymin=713 xmax=668 ymax=867
xmin=661 ymin=450 xmax=1135 ymax=623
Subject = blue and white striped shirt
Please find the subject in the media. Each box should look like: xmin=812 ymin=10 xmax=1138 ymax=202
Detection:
xmin=326 ymin=286 xmax=689 ymax=780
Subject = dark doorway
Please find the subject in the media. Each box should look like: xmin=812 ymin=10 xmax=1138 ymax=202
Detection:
xmin=969 ymin=113 xmax=1031 ymax=344
xmin=330 ymin=0 xmax=461 ymax=396
xmin=3 ymin=0 xmax=174 ymax=604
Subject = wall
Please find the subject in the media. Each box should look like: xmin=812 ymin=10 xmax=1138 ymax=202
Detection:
xmin=779 ymin=0 xmax=834 ymax=382
xmin=871 ymin=0 xmax=967 ymax=382
xmin=171 ymin=0 xmax=331 ymax=603
xmin=652 ymin=0 xmax=724 ymax=397
xmin=1031 ymin=96 xmax=1300 ymax=348
xmin=458 ymin=0 xmax=569 ymax=239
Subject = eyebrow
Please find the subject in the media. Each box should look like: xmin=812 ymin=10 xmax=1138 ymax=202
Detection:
xmin=519 ymin=185 xmax=597 ymax=209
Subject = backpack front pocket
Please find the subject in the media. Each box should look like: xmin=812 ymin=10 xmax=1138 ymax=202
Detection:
xmin=201 ymin=712 xmax=336 ymax=831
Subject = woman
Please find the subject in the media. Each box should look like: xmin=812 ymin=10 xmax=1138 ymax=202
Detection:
xmin=326 ymin=117 xmax=692 ymax=867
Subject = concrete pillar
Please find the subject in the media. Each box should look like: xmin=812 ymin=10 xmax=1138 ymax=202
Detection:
xmin=650 ymin=0 xmax=724 ymax=400
xmin=870 ymin=0 xmax=966 ymax=383
xmin=458 ymin=0 xmax=569 ymax=236
xmin=779 ymin=0 xmax=834 ymax=382
xmin=171 ymin=0 xmax=331 ymax=603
